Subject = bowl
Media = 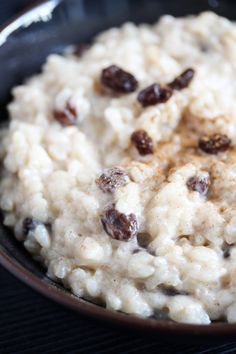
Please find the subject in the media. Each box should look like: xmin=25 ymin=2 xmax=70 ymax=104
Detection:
xmin=0 ymin=0 xmax=236 ymax=335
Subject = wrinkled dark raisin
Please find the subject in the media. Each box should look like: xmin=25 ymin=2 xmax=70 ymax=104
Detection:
xmin=131 ymin=129 xmax=154 ymax=155
xmin=198 ymin=134 xmax=231 ymax=154
xmin=138 ymin=83 xmax=172 ymax=107
xmin=160 ymin=285 xmax=189 ymax=297
xmin=101 ymin=65 xmax=138 ymax=93
xmin=22 ymin=217 xmax=40 ymax=236
xmin=101 ymin=205 xmax=138 ymax=241
xmin=137 ymin=232 xmax=152 ymax=248
xmin=168 ymin=68 xmax=195 ymax=90
xmin=187 ymin=175 xmax=210 ymax=196
xmin=54 ymin=101 xmax=77 ymax=126
xmin=73 ymin=43 xmax=90 ymax=57
xmin=96 ymin=167 xmax=129 ymax=193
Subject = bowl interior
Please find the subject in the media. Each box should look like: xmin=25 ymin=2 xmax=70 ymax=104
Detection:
xmin=0 ymin=0 xmax=236 ymax=334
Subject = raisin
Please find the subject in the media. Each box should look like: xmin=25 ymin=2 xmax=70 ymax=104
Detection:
xmin=137 ymin=232 xmax=152 ymax=248
xmin=160 ymin=285 xmax=189 ymax=297
xmin=101 ymin=65 xmax=138 ymax=93
xmin=133 ymin=248 xmax=141 ymax=254
xmin=54 ymin=101 xmax=77 ymax=126
xmin=73 ymin=43 xmax=90 ymax=57
xmin=198 ymin=134 xmax=231 ymax=154
xmin=96 ymin=167 xmax=129 ymax=193
xmin=223 ymin=243 xmax=232 ymax=259
xmin=101 ymin=205 xmax=138 ymax=241
xmin=168 ymin=68 xmax=195 ymax=90
xmin=187 ymin=175 xmax=210 ymax=196
xmin=22 ymin=217 xmax=40 ymax=236
xmin=136 ymin=283 xmax=145 ymax=291
xmin=131 ymin=129 xmax=154 ymax=155
xmin=138 ymin=83 xmax=172 ymax=107
xmin=153 ymin=308 xmax=169 ymax=320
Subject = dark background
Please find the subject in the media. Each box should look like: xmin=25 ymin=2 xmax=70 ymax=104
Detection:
xmin=1 ymin=1 xmax=236 ymax=353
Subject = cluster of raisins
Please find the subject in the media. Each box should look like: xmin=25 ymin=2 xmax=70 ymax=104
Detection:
xmin=186 ymin=134 xmax=231 ymax=199
xmin=138 ymin=68 xmax=195 ymax=107
xmin=96 ymin=167 xmax=140 ymax=242
xmin=54 ymin=64 xmax=195 ymax=128
xmin=186 ymin=133 xmax=232 ymax=199
xmin=100 ymin=65 xmax=195 ymax=104
xmin=52 ymin=55 xmax=234 ymax=248
xmin=99 ymin=65 xmax=195 ymax=156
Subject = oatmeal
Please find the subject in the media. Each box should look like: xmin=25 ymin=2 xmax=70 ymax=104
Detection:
xmin=1 ymin=12 xmax=236 ymax=324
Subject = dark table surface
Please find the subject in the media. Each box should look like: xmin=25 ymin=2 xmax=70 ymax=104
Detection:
xmin=1 ymin=1 xmax=236 ymax=353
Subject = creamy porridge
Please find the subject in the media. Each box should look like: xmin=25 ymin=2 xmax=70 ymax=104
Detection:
xmin=2 ymin=12 xmax=236 ymax=324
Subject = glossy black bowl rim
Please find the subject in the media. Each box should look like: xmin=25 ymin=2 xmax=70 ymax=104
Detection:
xmin=0 ymin=0 xmax=236 ymax=335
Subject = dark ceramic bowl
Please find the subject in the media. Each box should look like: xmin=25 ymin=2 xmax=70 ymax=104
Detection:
xmin=0 ymin=0 xmax=236 ymax=335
